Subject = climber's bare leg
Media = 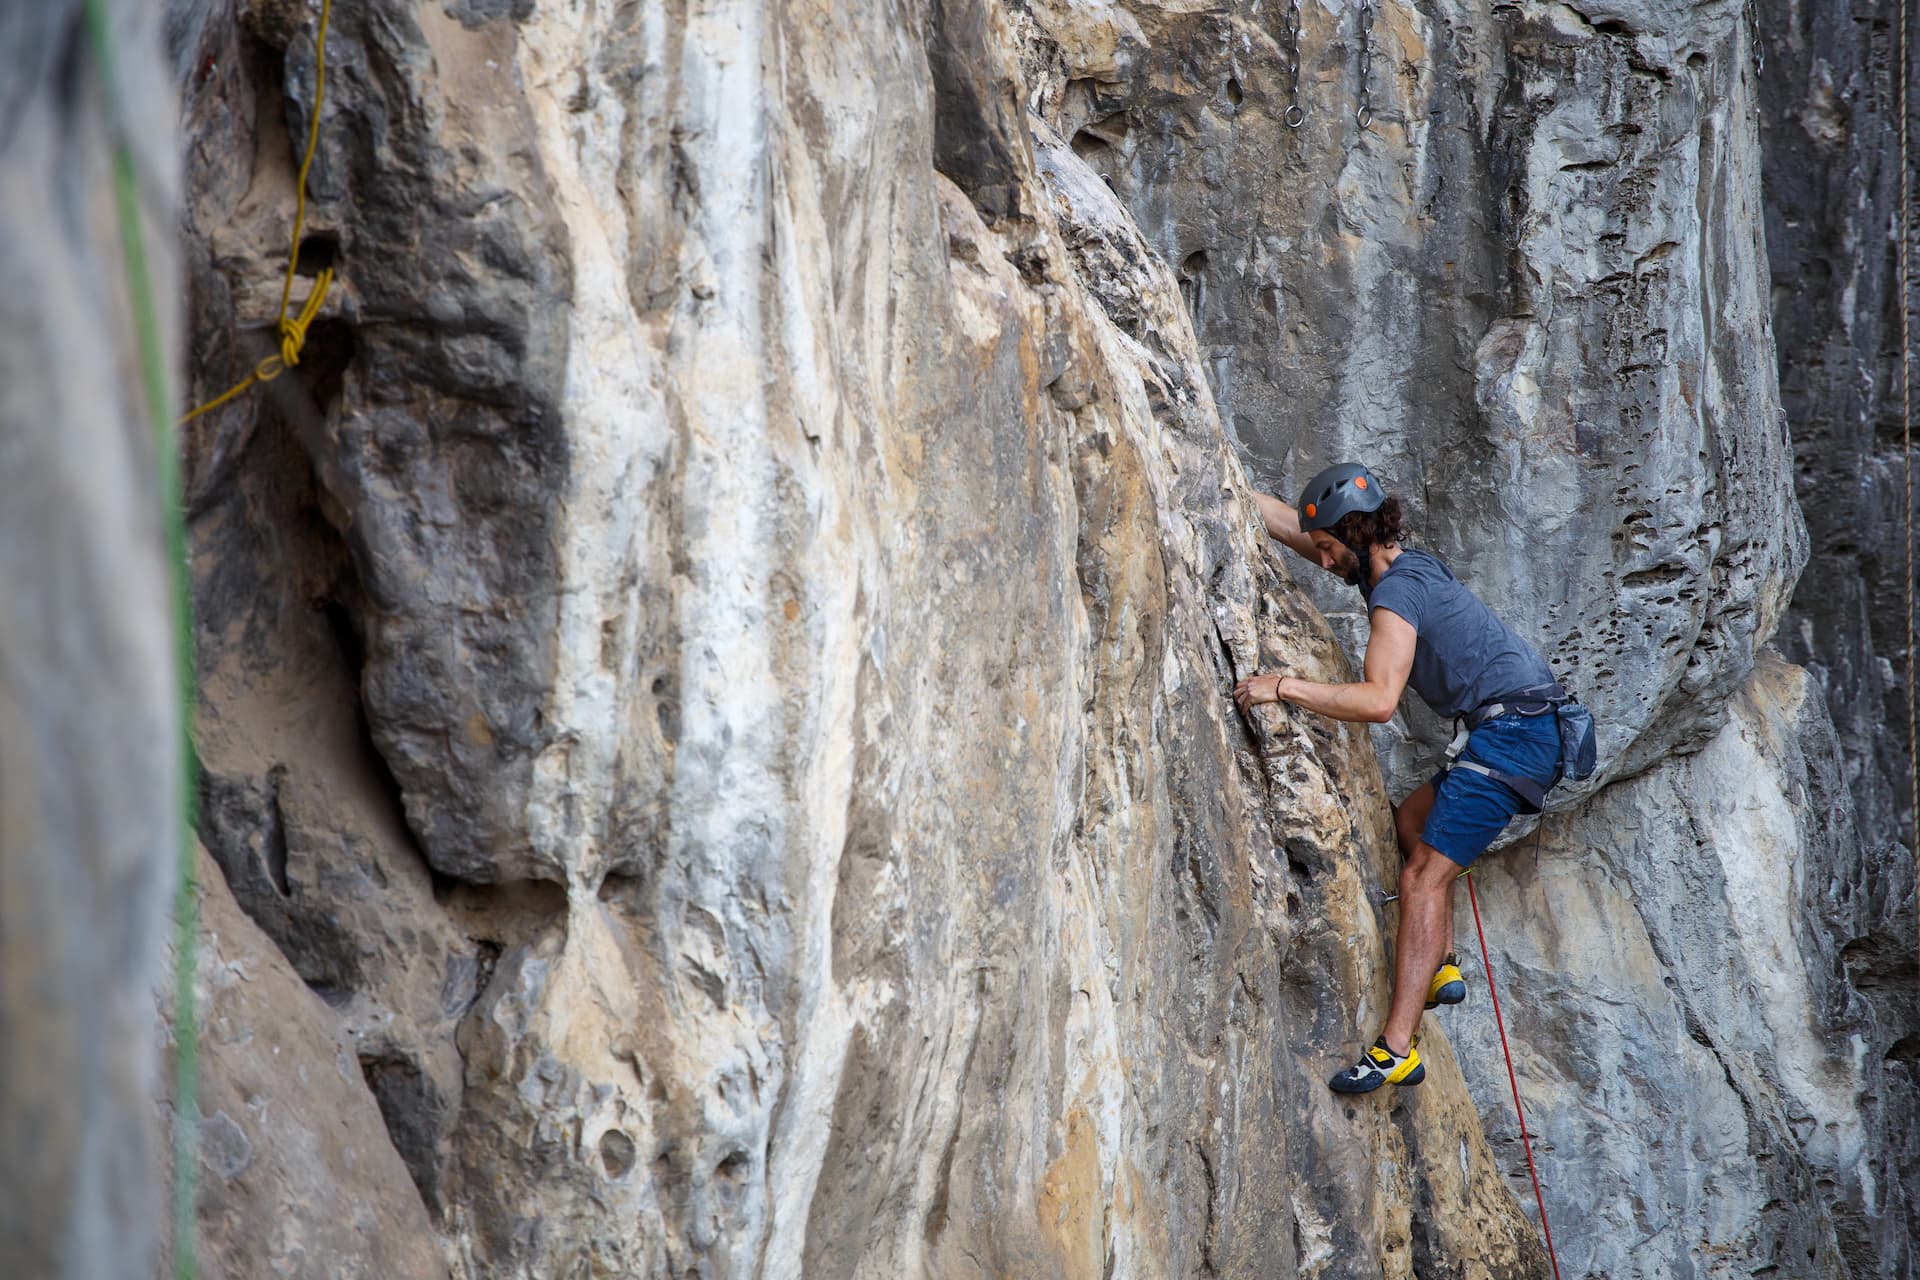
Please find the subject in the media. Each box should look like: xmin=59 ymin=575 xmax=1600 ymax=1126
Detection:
xmin=1380 ymin=840 xmax=1460 ymax=1057
xmin=1393 ymin=782 xmax=1450 ymax=956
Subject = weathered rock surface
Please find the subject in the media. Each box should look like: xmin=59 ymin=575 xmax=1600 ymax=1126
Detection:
xmin=139 ymin=1 xmax=1915 ymax=1279
xmin=1017 ymin=0 xmax=1804 ymax=794
xmin=1012 ymin=2 xmax=1913 ymax=1276
xmin=1455 ymin=653 xmax=1908 ymax=1279
xmin=1757 ymin=4 xmax=1920 ymax=1261
xmin=178 ymin=0 xmax=572 ymax=887
xmin=171 ymin=0 xmax=1553 ymax=1275
xmin=0 ymin=2 xmax=178 ymax=1276
xmin=1759 ymin=0 xmax=1917 ymax=857
xmin=179 ymin=843 xmax=448 ymax=1279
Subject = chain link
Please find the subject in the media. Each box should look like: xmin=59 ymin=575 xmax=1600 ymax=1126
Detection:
xmin=1357 ymin=0 xmax=1376 ymax=130
xmin=1283 ymin=0 xmax=1305 ymax=128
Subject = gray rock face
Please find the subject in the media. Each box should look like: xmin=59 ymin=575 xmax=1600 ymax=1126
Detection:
xmin=1758 ymin=0 xmax=1914 ymax=850
xmin=143 ymin=1 xmax=1913 ymax=1279
xmin=1755 ymin=0 xmax=1920 ymax=1264
xmin=173 ymin=1 xmax=1549 ymax=1275
xmin=182 ymin=0 xmax=572 ymax=885
xmin=1015 ymin=3 xmax=1913 ymax=1276
xmin=0 ymin=2 xmax=178 ymax=1276
xmin=1455 ymin=654 xmax=1906 ymax=1279
xmin=1020 ymin=0 xmax=1804 ymax=794
xmin=180 ymin=845 xmax=448 ymax=1279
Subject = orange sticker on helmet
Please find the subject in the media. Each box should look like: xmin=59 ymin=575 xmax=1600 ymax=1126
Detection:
xmin=1305 ymin=503 xmax=1317 ymax=518
xmin=1354 ymin=477 xmax=1368 ymax=489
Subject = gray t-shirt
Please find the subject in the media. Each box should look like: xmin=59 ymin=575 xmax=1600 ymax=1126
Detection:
xmin=1361 ymin=549 xmax=1556 ymax=719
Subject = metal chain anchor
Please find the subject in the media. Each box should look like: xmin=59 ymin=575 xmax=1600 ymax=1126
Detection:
xmin=1283 ymin=0 xmax=1305 ymax=128
xmin=1356 ymin=0 xmax=1377 ymax=130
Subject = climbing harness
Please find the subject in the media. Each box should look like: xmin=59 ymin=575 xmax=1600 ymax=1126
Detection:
xmin=1467 ymin=830 xmax=1564 ymax=1280
xmin=179 ymin=0 xmax=337 ymax=425
xmin=79 ymin=3 xmax=199 ymax=1276
xmin=1282 ymin=0 xmax=1305 ymax=128
xmin=1440 ymin=728 xmax=1550 ymax=811
xmin=1436 ymin=682 xmax=1595 ymax=812
xmin=1356 ymin=0 xmax=1377 ymax=130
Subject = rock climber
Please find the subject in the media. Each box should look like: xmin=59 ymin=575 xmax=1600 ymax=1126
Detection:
xmin=1232 ymin=462 xmax=1587 ymax=1094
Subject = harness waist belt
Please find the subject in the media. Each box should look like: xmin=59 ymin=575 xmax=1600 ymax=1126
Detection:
xmin=1438 ymin=682 xmax=1572 ymax=814
xmin=1462 ymin=682 xmax=1571 ymax=730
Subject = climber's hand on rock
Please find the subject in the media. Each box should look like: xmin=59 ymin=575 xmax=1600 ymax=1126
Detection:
xmin=1234 ymin=673 xmax=1284 ymax=714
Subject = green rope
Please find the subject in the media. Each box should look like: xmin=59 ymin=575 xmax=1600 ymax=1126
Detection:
xmin=78 ymin=4 xmax=200 ymax=1277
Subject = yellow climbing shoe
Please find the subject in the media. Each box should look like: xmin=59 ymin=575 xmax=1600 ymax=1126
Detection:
xmin=1427 ymin=952 xmax=1467 ymax=1009
xmin=1328 ymin=1036 xmax=1424 ymax=1093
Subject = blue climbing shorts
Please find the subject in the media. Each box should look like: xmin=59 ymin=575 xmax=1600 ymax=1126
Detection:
xmin=1422 ymin=714 xmax=1563 ymax=867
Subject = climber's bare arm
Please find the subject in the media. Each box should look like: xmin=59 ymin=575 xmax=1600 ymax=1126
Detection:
xmin=1253 ymin=490 xmax=1321 ymax=563
xmin=1233 ymin=609 xmax=1415 ymax=725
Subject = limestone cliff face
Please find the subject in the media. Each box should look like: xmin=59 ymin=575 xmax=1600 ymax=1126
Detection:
xmin=1757 ymin=10 xmax=1920 ymax=1265
xmin=1013 ymin=1 xmax=1913 ymax=1275
xmin=174 ymin=1 xmax=1542 ymax=1275
xmin=1018 ymin=0 xmax=1804 ymax=789
xmin=149 ymin=2 xmax=1914 ymax=1279
xmin=1457 ymin=655 xmax=1908 ymax=1278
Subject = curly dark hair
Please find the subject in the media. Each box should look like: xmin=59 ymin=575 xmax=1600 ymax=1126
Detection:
xmin=1329 ymin=495 xmax=1406 ymax=557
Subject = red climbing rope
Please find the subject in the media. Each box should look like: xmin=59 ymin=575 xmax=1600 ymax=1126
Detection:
xmin=1466 ymin=871 xmax=1564 ymax=1280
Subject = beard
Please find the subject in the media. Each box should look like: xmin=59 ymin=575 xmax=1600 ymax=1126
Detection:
xmin=1336 ymin=544 xmax=1367 ymax=588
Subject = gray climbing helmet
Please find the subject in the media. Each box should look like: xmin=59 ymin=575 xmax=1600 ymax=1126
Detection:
xmin=1296 ymin=462 xmax=1386 ymax=532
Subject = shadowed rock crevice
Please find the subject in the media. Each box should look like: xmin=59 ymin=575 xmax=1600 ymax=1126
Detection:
xmin=928 ymin=0 xmax=1032 ymax=223
xmin=200 ymin=0 xmax=577 ymax=886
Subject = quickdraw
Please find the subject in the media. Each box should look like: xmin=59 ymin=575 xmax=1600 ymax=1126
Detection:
xmin=1282 ymin=0 xmax=1305 ymax=128
xmin=1356 ymin=0 xmax=1377 ymax=130
xmin=1272 ymin=0 xmax=1382 ymax=132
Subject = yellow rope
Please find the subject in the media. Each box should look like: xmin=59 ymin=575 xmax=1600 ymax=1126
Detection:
xmin=180 ymin=0 xmax=335 ymax=425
